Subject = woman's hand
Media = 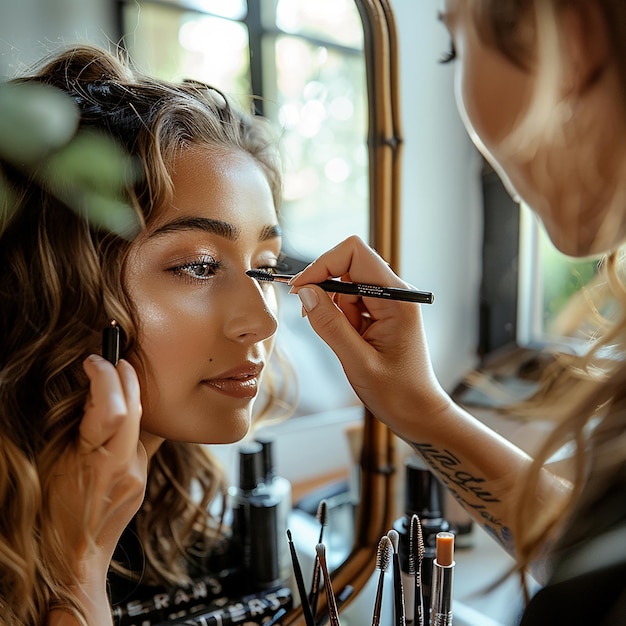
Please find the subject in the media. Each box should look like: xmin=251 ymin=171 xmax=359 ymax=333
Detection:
xmin=47 ymin=355 xmax=147 ymax=625
xmin=290 ymin=235 xmax=452 ymax=439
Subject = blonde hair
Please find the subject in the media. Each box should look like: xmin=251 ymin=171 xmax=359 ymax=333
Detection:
xmin=0 ymin=44 xmax=292 ymax=624
xmin=469 ymin=0 xmax=626 ymax=600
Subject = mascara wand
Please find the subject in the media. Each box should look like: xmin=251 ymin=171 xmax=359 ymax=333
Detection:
xmin=388 ymin=529 xmax=406 ymax=626
xmin=308 ymin=499 xmax=328 ymax=620
xmin=286 ymin=529 xmax=316 ymax=626
xmin=410 ymin=514 xmax=425 ymax=626
xmin=371 ymin=535 xmax=392 ymax=626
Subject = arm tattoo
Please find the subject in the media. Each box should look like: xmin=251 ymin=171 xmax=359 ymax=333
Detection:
xmin=411 ymin=442 xmax=514 ymax=551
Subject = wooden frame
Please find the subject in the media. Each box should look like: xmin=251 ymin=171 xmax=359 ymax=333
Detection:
xmin=283 ymin=1 xmax=402 ymax=622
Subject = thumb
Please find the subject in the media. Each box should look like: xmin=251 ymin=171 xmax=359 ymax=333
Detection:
xmin=296 ymin=286 xmax=371 ymax=366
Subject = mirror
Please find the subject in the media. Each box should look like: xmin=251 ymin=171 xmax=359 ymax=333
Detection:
xmin=118 ymin=0 xmax=401 ymax=618
xmin=0 ymin=0 xmax=400 ymax=619
xmin=283 ymin=0 xmax=401 ymax=621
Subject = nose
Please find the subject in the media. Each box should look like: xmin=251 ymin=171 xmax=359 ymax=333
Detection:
xmin=223 ymin=274 xmax=279 ymax=343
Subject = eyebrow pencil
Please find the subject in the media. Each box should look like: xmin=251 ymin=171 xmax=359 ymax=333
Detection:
xmin=246 ymin=270 xmax=434 ymax=304
xmin=430 ymin=532 xmax=455 ymax=626
xmin=102 ymin=319 xmax=120 ymax=366
xmin=285 ymin=529 xmax=316 ymax=626
xmin=371 ymin=535 xmax=392 ymax=626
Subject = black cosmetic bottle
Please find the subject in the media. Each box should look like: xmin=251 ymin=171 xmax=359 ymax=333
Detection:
xmin=392 ymin=455 xmax=450 ymax=623
xmin=255 ymin=436 xmax=292 ymax=585
xmin=230 ymin=441 xmax=287 ymax=591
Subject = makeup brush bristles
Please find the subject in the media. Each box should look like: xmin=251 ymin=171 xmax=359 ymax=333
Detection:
xmin=377 ymin=535 xmax=392 ymax=572
xmin=316 ymin=499 xmax=328 ymax=537
xmin=409 ymin=514 xmax=425 ymax=626
xmin=408 ymin=514 xmax=425 ymax=573
xmin=387 ymin=528 xmax=399 ymax=553
xmin=371 ymin=535 xmax=392 ymax=626
xmin=246 ymin=269 xmax=276 ymax=282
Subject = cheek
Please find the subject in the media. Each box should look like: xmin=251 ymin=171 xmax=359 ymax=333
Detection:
xmin=457 ymin=50 xmax=534 ymax=159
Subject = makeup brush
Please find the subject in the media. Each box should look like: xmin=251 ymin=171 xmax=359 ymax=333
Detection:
xmin=317 ymin=586 xmax=354 ymax=626
xmin=285 ymin=529 xmax=316 ymax=626
xmin=387 ymin=529 xmax=406 ymax=626
xmin=316 ymin=543 xmax=341 ymax=626
xmin=371 ymin=535 xmax=392 ymax=626
xmin=246 ymin=269 xmax=434 ymax=304
xmin=409 ymin=514 xmax=426 ymax=626
xmin=308 ymin=499 xmax=328 ymax=619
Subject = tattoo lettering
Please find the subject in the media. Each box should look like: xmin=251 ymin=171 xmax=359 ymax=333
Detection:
xmin=410 ymin=442 xmax=518 ymax=549
xmin=412 ymin=442 xmax=500 ymax=503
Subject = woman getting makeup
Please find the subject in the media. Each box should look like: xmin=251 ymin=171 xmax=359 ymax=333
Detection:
xmin=292 ymin=1 xmax=626 ymax=624
xmin=0 ymin=44 xmax=291 ymax=626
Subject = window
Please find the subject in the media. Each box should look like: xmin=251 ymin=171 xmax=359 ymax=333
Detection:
xmin=119 ymin=0 xmax=368 ymax=416
xmin=517 ymin=205 xmax=606 ymax=351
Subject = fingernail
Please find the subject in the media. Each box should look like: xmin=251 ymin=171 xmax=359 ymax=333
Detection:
xmin=298 ymin=287 xmax=318 ymax=312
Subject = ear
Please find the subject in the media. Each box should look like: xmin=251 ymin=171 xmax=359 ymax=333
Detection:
xmin=560 ymin=0 xmax=610 ymax=96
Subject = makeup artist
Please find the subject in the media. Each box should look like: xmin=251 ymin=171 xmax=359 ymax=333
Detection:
xmin=291 ymin=1 xmax=626 ymax=624
xmin=0 ymin=44 xmax=293 ymax=625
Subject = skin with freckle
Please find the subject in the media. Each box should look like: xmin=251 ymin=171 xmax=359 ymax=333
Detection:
xmin=125 ymin=147 xmax=280 ymax=449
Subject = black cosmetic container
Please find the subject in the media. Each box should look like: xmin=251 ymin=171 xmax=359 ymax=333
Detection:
xmin=230 ymin=441 xmax=285 ymax=591
xmin=392 ymin=455 xmax=451 ymax=623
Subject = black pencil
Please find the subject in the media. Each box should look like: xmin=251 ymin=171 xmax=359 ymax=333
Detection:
xmin=286 ymin=529 xmax=316 ymax=626
xmin=246 ymin=270 xmax=434 ymax=304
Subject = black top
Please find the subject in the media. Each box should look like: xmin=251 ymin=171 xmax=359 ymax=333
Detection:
xmin=520 ymin=471 xmax=626 ymax=625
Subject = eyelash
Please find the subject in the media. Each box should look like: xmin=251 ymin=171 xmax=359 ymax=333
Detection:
xmin=439 ymin=40 xmax=457 ymax=64
xmin=172 ymin=257 xmax=222 ymax=281
xmin=171 ymin=257 xmax=280 ymax=283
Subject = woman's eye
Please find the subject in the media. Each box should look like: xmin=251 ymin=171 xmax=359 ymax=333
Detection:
xmin=173 ymin=259 xmax=221 ymax=280
xmin=439 ymin=40 xmax=457 ymax=64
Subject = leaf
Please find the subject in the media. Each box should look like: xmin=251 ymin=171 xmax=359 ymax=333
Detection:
xmin=0 ymin=82 xmax=79 ymax=164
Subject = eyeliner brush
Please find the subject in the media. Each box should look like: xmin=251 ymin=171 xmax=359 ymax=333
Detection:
xmin=410 ymin=514 xmax=426 ymax=626
xmin=387 ymin=529 xmax=406 ymax=626
xmin=371 ymin=535 xmax=392 ymax=626
xmin=309 ymin=499 xmax=328 ymax=620
xmin=246 ymin=270 xmax=435 ymax=305
xmin=286 ymin=529 xmax=316 ymax=626
xmin=316 ymin=543 xmax=341 ymax=626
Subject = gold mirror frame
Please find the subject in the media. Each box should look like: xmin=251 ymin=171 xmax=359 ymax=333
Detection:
xmin=284 ymin=0 xmax=402 ymax=621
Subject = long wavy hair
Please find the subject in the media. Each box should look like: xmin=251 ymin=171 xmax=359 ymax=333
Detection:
xmin=0 ymin=44 xmax=292 ymax=625
xmin=468 ymin=0 xmax=626 ymax=600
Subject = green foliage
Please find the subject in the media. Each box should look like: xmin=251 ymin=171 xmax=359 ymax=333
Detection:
xmin=0 ymin=80 xmax=141 ymax=238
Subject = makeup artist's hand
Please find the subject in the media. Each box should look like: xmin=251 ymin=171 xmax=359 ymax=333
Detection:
xmin=47 ymin=355 xmax=147 ymax=625
xmin=290 ymin=235 xmax=452 ymax=440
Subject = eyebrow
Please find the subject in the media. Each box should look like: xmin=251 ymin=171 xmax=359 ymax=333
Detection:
xmin=150 ymin=216 xmax=281 ymax=241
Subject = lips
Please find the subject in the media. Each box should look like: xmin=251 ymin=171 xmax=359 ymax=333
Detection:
xmin=201 ymin=361 xmax=264 ymax=399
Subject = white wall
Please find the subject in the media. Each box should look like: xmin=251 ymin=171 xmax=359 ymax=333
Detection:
xmin=393 ymin=0 xmax=483 ymax=391
xmin=0 ymin=0 xmax=115 ymax=76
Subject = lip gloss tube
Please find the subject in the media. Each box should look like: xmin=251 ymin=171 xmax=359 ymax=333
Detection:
xmin=430 ymin=532 xmax=455 ymax=626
